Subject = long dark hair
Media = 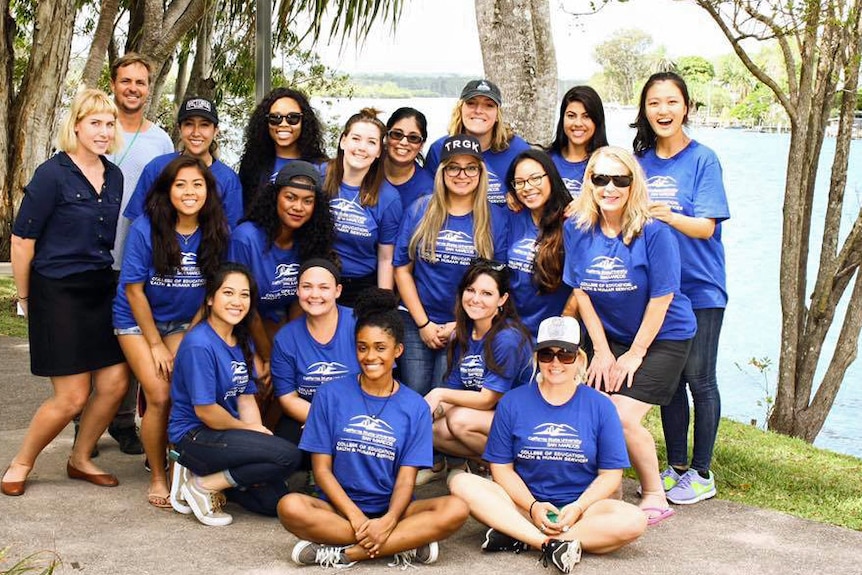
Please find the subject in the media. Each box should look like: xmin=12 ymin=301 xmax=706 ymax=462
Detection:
xmin=323 ymin=108 xmax=387 ymax=207
xmin=631 ymin=71 xmax=691 ymax=156
xmin=505 ymin=149 xmax=570 ymax=293
xmin=448 ymin=261 xmax=531 ymax=378
xmin=237 ymin=87 xmax=327 ymax=208
xmin=202 ymin=262 xmax=260 ymax=383
xmin=548 ymin=85 xmax=608 ymax=156
xmin=144 ymin=155 xmax=228 ymax=278
xmin=353 ymin=288 xmax=403 ymax=345
xmin=241 ymin=174 xmax=336 ymax=261
xmin=385 ymin=107 xmax=428 ymax=166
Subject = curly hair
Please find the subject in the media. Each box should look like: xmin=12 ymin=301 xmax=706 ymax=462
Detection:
xmin=241 ymin=173 xmax=336 ymax=262
xmin=447 ymin=261 xmax=531 ymax=379
xmin=631 ymin=72 xmax=690 ymax=156
xmin=353 ymin=287 xmax=403 ymax=345
xmin=144 ymin=155 xmax=229 ymax=278
xmin=547 ymin=85 xmax=609 ymax=157
xmin=237 ymin=87 xmax=327 ymax=209
xmin=504 ymin=149 xmax=571 ymax=293
xmin=323 ymin=108 xmax=387 ymax=207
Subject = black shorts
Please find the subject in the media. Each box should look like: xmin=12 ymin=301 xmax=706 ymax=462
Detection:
xmin=607 ymin=338 xmax=692 ymax=406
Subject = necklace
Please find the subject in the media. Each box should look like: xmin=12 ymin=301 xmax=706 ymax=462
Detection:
xmin=359 ymin=375 xmax=396 ymax=420
xmin=112 ymin=118 xmax=145 ymax=167
xmin=177 ymin=226 xmax=199 ymax=244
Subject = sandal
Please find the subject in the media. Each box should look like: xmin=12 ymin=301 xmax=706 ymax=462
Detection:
xmin=642 ymin=506 xmax=675 ymax=526
xmin=148 ymin=492 xmax=173 ymax=509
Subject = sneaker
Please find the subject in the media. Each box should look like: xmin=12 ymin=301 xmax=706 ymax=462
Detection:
xmin=415 ymin=463 xmax=445 ymax=486
xmin=181 ymin=477 xmax=233 ymax=526
xmin=666 ymin=469 xmax=716 ymax=505
xmin=170 ymin=462 xmax=192 ymax=515
xmin=108 ymin=426 xmax=144 ymax=455
xmin=638 ymin=467 xmax=681 ymax=497
xmin=540 ymin=539 xmax=581 ymax=574
xmin=291 ymin=541 xmax=355 ymax=568
xmin=481 ymin=528 xmax=528 ymax=554
xmin=388 ymin=542 xmax=438 ymax=569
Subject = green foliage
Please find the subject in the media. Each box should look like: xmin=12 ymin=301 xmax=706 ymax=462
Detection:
xmin=735 ymin=356 xmax=775 ymax=429
xmin=0 ymin=277 xmax=28 ymax=339
xmin=593 ymin=28 xmax=653 ymax=104
xmin=275 ymin=0 xmax=405 ymax=45
xmin=677 ymin=55 xmax=715 ymax=84
xmin=0 ymin=546 xmax=60 ymax=574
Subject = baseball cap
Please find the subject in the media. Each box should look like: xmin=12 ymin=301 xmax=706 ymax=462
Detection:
xmin=177 ymin=96 xmax=219 ymax=125
xmin=460 ymin=79 xmax=502 ymax=106
xmin=439 ymin=134 xmax=482 ymax=163
xmin=274 ymin=160 xmax=322 ymax=191
xmin=536 ymin=316 xmax=580 ymax=351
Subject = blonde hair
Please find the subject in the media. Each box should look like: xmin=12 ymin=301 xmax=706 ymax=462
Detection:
xmin=407 ymin=156 xmax=494 ymax=262
xmin=447 ymin=99 xmax=514 ymax=152
xmin=573 ymin=146 xmax=650 ymax=245
xmin=534 ymin=348 xmax=588 ymax=385
xmin=57 ymin=88 xmax=122 ymax=154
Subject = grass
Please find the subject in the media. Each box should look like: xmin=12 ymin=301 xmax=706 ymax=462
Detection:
xmin=0 ymin=546 xmax=60 ymax=574
xmin=0 ymin=276 xmax=28 ymax=338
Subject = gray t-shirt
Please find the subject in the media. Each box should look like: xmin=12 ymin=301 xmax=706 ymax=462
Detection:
xmin=110 ymin=123 xmax=174 ymax=270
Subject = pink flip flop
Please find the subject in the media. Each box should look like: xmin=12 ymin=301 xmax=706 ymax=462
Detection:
xmin=642 ymin=506 xmax=675 ymax=526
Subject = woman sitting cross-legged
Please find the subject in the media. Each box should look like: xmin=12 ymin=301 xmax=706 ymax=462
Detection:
xmin=449 ymin=316 xmax=646 ymax=574
xmin=277 ymin=288 xmax=469 ymax=568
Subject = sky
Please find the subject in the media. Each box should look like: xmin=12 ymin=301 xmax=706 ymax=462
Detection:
xmin=315 ymin=0 xmax=734 ymax=80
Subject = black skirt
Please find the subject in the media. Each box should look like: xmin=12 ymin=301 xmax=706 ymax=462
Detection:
xmin=28 ymin=268 xmax=125 ymax=377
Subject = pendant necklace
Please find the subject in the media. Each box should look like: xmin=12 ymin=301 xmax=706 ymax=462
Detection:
xmin=177 ymin=226 xmax=199 ymax=245
xmin=359 ymin=375 xmax=395 ymax=420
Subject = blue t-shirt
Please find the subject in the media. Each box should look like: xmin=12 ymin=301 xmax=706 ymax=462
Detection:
xmin=638 ymin=141 xmax=730 ymax=309
xmin=300 ymin=377 xmax=433 ymax=514
xmin=389 ymin=164 xmax=434 ymax=211
xmin=506 ymin=209 xmax=572 ymax=337
xmin=393 ymin=195 xmax=509 ymax=323
xmin=13 ymin=152 xmax=122 ymax=279
xmin=563 ymin=219 xmax=696 ymax=343
xmin=484 ymin=383 xmax=630 ymax=507
xmin=271 ymin=305 xmax=360 ymax=400
xmin=425 ymin=135 xmax=532 ymax=205
xmin=331 ymin=181 xmax=403 ymax=278
xmin=227 ymin=221 xmax=300 ymax=324
xmin=550 ymin=151 xmax=588 ymax=199
xmin=446 ymin=323 xmax=532 ymax=393
xmin=168 ymin=322 xmax=258 ymax=443
xmin=124 ymin=152 xmax=244 ymax=229
xmin=113 ymin=216 xmax=206 ymax=328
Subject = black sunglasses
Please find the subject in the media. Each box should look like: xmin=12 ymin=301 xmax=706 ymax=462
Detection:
xmin=537 ymin=348 xmax=578 ymax=364
xmin=387 ymin=129 xmax=424 ymax=145
xmin=590 ymin=173 xmax=633 ymax=187
xmin=469 ymin=257 xmax=506 ymax=272
xmin=267 ymin=112 xmax=303 ymax=126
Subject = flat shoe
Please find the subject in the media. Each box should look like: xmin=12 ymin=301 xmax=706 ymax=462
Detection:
xmin=642 ymin=506 xmax=675 ymax=526
xmin=148 ymin=493 xmax=173 ymax=509
xmin=1 ymin=466 xmax=27 ymax=496
xmin=66 ymin=461 xmax=119 ymax=487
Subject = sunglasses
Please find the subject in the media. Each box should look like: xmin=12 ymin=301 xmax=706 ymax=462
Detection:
xmin=590 ymin=173 xmax=632 ymax=187
xmin=267 ymin=112 xmax=303 ymax=126
xmin=469 ymin=257 xmax=507 ymax=271
xmin=512 ymin=173 xmax=547 ymax=191
xmin=536 ymin=348 xmax=578 ymax=364
xmin=387 ymin=129 xmax=424 ymax=145
xmin=444 ymin=163 xmax=480 ymax=177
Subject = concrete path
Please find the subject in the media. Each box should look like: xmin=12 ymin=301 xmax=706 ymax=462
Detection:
xmin=1 ymin=335 xmax=860 ymax=574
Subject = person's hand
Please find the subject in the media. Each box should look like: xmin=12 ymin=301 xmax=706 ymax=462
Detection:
xmin=437 ymin=322 xmax=456 ymax=344
xmin=556 ymin=502 xmax=584 ymax=532
xmin=648 ymin=201 xmax=675 ymax=224
xmin=586 ymin=349 xmax=615 ymax=391
xmin=150 ymin=341 xmax=174 ymax=381
xmin=610 ymin=350 xmax=643 ymax=392
xmin=355 ymin=516 xmax=396 ymax=558
xmin=530 ymin=500 xmax=563 ymax=536
xmin=424 ymin=388 xmax=445 ymax=417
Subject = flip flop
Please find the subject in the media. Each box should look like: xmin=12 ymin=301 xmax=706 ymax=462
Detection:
xmin=642 ymin=506 xmax=675 ymax=526
xmin=148 ymin=493 xmax=173 ymax=509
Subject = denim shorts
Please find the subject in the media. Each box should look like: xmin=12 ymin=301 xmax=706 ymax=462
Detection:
xmin=115 ymin=320 xmax=190 ymax=338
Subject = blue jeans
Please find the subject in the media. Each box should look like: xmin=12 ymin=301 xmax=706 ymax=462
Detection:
xmin=660 ymin=308 xmax=724 ymax=473
xmin=398 ymin=310 xmax=449 ymax=395
xmin=176 ymin=427 xmax=301 ymax=516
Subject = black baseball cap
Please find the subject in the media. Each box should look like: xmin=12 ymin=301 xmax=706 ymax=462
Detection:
xmin=274 ymin=160 xmax=322 ymax=191
xmin=177 ymin=97 xmax=219 ymax=125
xmin=460 ymin=79 xmax=502 ymax=106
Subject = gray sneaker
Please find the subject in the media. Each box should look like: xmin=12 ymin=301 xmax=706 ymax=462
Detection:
xmin=388 ymin=541 xmax=439 ymax=568
xmin=169 ymin=462 xmax=192 ymax=515
xmin=291 ymin=540 xmax=355 ymax=568
xmin=181 ymin=477 xmax=232 ymax=527
xmin=540 ymin=539 xmax=581 ymax=573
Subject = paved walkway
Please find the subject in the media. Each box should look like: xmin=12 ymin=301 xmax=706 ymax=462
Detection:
xmin=1 ymin=335 xmax=860 ymax=574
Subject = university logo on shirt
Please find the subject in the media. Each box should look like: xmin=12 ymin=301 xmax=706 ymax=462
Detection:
xmin=582 ymin=256 xmax=636 ymax=293
xmin=339 ymin=415 xmax=397 ymax=461
xmin=646 ymin=175 xmax=682 ymax=212
xmin=509 ymin=238 xmax=536 ymax=273
xmin=518 ymin=422 xmax=587 ymax=464
xmin=459 ymin=354 xmax=485 ymax=390
xmin=306 ymin=361 xmax=350 ymax=378
xmin=331 ymin=197 xmax=372 ymax=237
xmin=432 ymin=230 xmax=475 ymax=265
xmin=180 ymin=251 xmax=197 ymax=266
xmin=562 ymin=178 xmax=582 ymax=198
xmin=225 ymin=360 xmax=250 ymax=399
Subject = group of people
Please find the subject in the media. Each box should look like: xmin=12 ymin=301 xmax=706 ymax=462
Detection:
xmin=2 ymin=49 xmax=729 ymax=573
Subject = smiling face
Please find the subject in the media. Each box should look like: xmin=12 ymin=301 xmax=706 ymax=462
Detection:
xmin=590 ymin=155 xmax=632 ymax=218
xmin=297 ymin=266 xmax=341 ymax=317
xmin=340 ymin=120 xmax=382 ymax=173
xmin=75 ymin=112 xmax=117 ymax=157
xmin=386 ymin=117 xmax=424 ymax=167
xmin=460 ymin=96 xmax=498 ymax=139
xmin=563 ymin=100 xmax=596 ymax=152
xmin=207 ymin=272 xmax=251 ymax=329
xmin=645 ymin=80 xmax=688 ymax=141
xmin=538 ymin=346 xmax=582 ymax=386
xmin=513 ymin=158 xmax=551 ymax=213
xmin=170 ymin=165 xmax=207 ymax=220
xmin=356 ymin=325 xmax=403 ymax=385
xmin=110 ymin=63 xmax=150 ymax=116
xmin=461 ymin=272 xmax=507 ymax=324
xmin=268 ymin=97 xmax=303 ymax=156
xmin=276 ymin=183 xmax=316 ymax=232
xmin=179 ymin=116 xmax=217 ymax=159
xmin=443 ymin=154 xmax=481 ymax=199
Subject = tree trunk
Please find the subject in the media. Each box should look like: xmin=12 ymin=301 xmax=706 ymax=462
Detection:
xmin=80 ymin=0 xmax=121 ymax=87
xmin=474 ymin=0 xmax=557 ymax=145
xmin=184 ymin=6 xmax=217 ymax=100
xmin=0 ymin=0 xmax=14 ymax=259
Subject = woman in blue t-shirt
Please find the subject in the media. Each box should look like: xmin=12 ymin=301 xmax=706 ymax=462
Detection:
xmin=277 ymin=288 xmax=469 ymax=569
xmin=633 ymin=72 xmax=731 ymax=505
xmin=114 ymin=155 xmax=228 ymax=508
xmin=168 ymin=263 xmax=301 ymax=526
xmin=449 ymin=317 xmax=645 ymax=573
xmin=547 ymin=86 xmax=609 ymax=199
xmin=270 ymin=258 xmax=359 ymax=453
xmin=323 ymin=108 xmax=403 ymax=306
xmin=563 ymin=146 xmax=696 ymax=524
xmin=394 ymin=134 xmax=509 ymax=395
xmin=383 ymin=107 xmax=433 ymax=210
xmin=421 ymin=259 xmax=532 ymax=483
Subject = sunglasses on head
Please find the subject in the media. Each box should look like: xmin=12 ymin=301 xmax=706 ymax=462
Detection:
xmin=387 ymin=129 xmax=424 ymax=145
xmin=590 ymin=173 xmax=632 ymax=187
xmin=267 ymin=112 xmax=303 ymax=126
xmin=469 ymin=257 xmax=507 ymax=272
xmin=536 ymin=348 xmax=578 ymax=364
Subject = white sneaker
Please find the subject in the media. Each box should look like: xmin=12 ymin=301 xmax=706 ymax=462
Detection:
xmin=170 ymin=462 xmax=192 ymax=515
xmin=181 ymin=476 xmax=233 ymax=527
xmin=388 ymin=542 xmax=439 ymax=569
xmin=291 ymin=540 xmax=355 ymax=568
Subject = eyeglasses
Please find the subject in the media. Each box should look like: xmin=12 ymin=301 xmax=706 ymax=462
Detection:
xmin=387 ymin=129 xmax=424 ymax=145
xmin=444 ymin=163 xmax=480 ymax=177
xmin=512 ymin=173 xmax=547 ymax=191
xmin=469 ymin=257 xmax=506 ymax=271
xmin=536 ymin=348 xmax=578 ymax=364
xmin=590 ymin=173 xmax=632 ymax=187
xmin=267 ymin=112 xmax=303 ymax=126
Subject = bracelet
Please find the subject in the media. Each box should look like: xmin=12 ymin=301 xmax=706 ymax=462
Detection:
xmin=529 ymin=500 xmax=539 ymax=518
xmin=417 ymin=318 xmax=431 ymax=329
xmin=17 ymin=295 xmax=28 ymax=301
